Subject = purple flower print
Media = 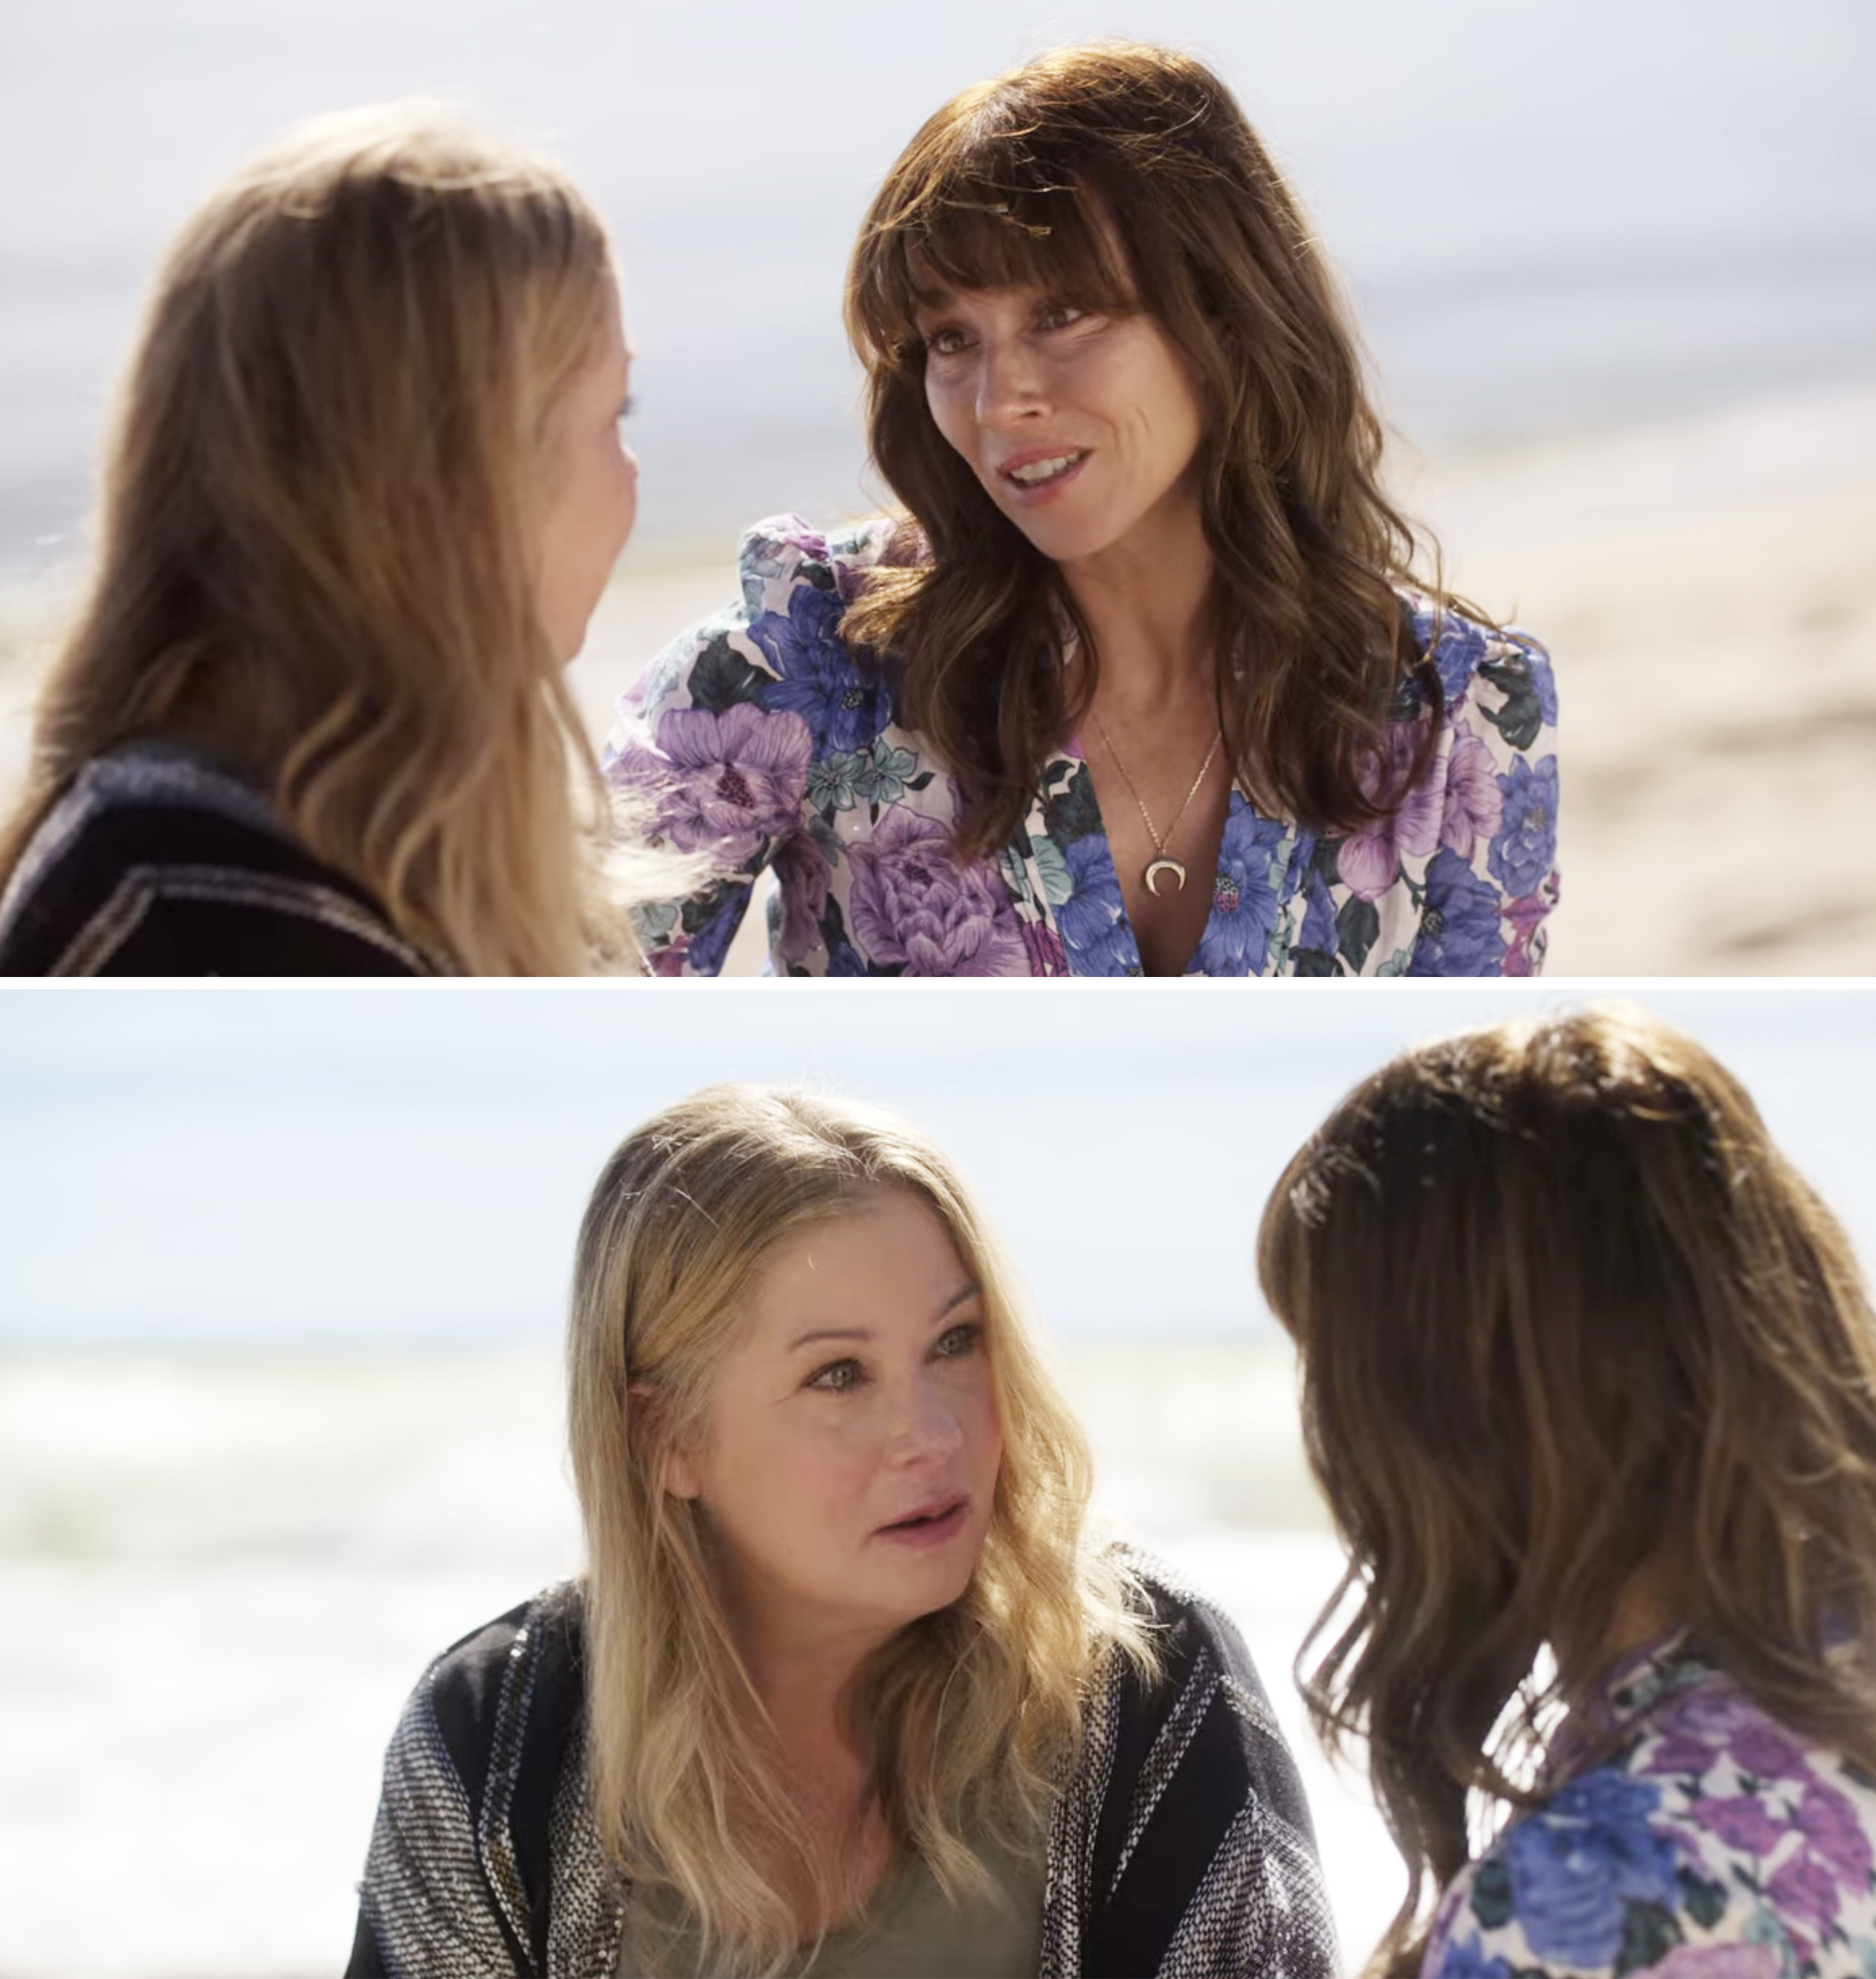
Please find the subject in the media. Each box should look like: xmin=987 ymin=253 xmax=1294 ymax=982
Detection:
xmin=773 ymin=832 xmax=832 ymax=966
xmin=1765 ymin=1850 xmax=1837 ymax=1950
xmin=1488 ymin=754 xmax=1558 ymax=902
xmin=1503 ymin=1769 xmax=1678 ymax=1970
xmin=1502 ymin=890 xmax=1552 ymax=978
xmin=1441 ymin=721 xmax=1505 ymax=863
xmin=1406 ymin=847 xmax=1507 ymax=976
xmin=1688 ymin=1794 xmax=1787 ymax=1858
xmin=1796 ymin=1779 xmax=1873 ymax=1885
xmin=1648 ymin=1686 xmax=1763 ymax=1780
xmin=1339 ymin=725 xmax=1443 ymax=901
xmin=613 ymin=704 xmax=812 ymax=867
xmin=1019 ymin=915 xmax=1069 ymax=977
xmin=1191 ymin=800 xmax=1287 ymax=976
xmin=845 ymin=806 xmax=1026 ymax=976
xmin=1056 ymin=833 xmax=1136 ymax=976
xmin=747 ymin=584 xmax=883 ymax=754
xmin=1647 ymin=1947 xmax=1781 ymax=1979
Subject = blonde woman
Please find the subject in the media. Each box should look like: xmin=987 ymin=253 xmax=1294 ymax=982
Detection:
xmin=348 ymin=1086 xmax=1336 ymax=1978
xmin=0 ymin=104 xmax=645 ymax=974
xmin=1259 ymin=1006 xmax=1876 ymax=1979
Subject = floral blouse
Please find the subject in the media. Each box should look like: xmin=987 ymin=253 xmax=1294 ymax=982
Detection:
xmin=603 ymin=517 xmax=1560 ymax=977
xmin=1423 ymin=1641 xmax=1876 ymax=1979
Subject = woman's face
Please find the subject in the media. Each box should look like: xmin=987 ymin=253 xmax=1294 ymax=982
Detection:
xmin=915 ymin=281 xmax=1206 ymax=569
xmin=533 ymin=270 xmax=638 ymax=664
xmin=665 ymin=1187 xmax=1003 ymax=1662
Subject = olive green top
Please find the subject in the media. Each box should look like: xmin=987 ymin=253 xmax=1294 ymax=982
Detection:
xmin=613 ymin=1808 xmax=1048 ymax=1979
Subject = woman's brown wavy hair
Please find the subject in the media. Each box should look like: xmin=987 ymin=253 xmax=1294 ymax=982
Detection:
xmin=0 ymin=103 xmax=643 ymax=973
xmin=1258 ymin=1003 xmax=1876 ymax=1979
xmin=844 ymin=39 xmax=1458 ymax=861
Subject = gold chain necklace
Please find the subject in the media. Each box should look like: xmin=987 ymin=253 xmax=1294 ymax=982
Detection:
xmin=1089 ymin=711 xmax=1224 ymax=896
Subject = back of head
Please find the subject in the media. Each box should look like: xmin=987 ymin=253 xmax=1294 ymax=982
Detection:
xmin=8 ymin=103 xmax=618 ymax=973
xmin=567 ymin=1083 xmax=1144 ymax=1975
xmin=1258 ymin=1004 xmax=1876 ymax=1972
xmin=844 ymin=40 xmax=1435 ymax=856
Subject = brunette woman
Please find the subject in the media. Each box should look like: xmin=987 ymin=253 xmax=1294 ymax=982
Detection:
xmin=0 ymin=104 xmax=652 ymax=974
xmin=1259 ymin=1005 xmax=1876 ymax=1979
xmin=607 ymin=41 xmax=1557 ymax=977
xmin=349 ymin=1085 xmax=1336 ymax=1978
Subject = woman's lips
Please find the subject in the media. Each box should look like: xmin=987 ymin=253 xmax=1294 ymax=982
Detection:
xmin=997 ymin=448 xmax=1089 ymax=506
xmin=875 ymin=1497 xmax=969 ymax=1548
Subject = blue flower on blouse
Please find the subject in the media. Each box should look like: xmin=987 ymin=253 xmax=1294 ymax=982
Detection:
xmin=1408 ymin=846 xmax=1508 ymax=975
xmin=747 ymin=585 xmax=884 ymax=755
xmin=1190 ymin=799 xmax=1286 ymax=976
xmin=1421 ymin=607 xmax=1491 ymax=709
xmin=1434 ymin=1933 xmax=1516 ymax=1979
xmin=1503 ymin=1769 xmax=1679 ymax=1970
xmin=1488 ymin=755 xmax=1560 ymax=903
xmin=1056 ymin=833 xmax=1135 ymax=974
xmin=683 ymin=891 xmax=745 ymax=976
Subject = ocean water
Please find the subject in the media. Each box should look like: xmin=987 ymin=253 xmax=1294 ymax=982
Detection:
xmin=0 ymin=1344 xmax=1390 ymax=1978
xmin=7 ymin=979 xmax=1876 ymax=1973
xmin=3 ymin=0 xmax=1873 ymax=575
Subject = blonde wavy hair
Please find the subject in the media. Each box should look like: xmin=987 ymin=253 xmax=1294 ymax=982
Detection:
xmin=1259 ymin=1003 xmax=1876 ymax=1978
xmin=567 ymin=1083 xmax=1153 ymax=1975
xmin=1 ymin=102 xmax=640 ymax=973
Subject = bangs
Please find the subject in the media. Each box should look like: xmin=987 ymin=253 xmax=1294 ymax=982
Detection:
xmin=855 ymin=152 xmax=1139 ymax=360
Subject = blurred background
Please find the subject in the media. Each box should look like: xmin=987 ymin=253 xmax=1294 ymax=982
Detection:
xmin=4 ymin=977 xmax=1876 ymax=1976
xmin=1 ymin=0 xmax=1873 ymax=971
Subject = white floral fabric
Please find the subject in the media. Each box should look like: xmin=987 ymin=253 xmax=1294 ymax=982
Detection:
xmin=603 ymin=516 xmax=1560 ymax=977
xmin=1425 ymin=1642 xmax=1876 ymax=1979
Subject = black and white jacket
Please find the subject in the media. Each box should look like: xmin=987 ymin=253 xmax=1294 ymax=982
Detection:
xmin=0 ymin=742 xmax=431 ymax=975
xmin=347 ymin=1564 xmax=1339 ymax=1979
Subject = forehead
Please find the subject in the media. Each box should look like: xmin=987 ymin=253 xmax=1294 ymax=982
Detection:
xmin=737 ymin=1189 xmax=972 ymax=1340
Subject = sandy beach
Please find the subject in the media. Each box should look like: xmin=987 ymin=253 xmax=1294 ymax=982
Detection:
xmin=3 ymin=373 xmax=1872 ymax=974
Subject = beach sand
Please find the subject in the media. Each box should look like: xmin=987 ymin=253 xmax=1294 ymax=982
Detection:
xmin=4 ymin=375 xmax=1872 ymax=974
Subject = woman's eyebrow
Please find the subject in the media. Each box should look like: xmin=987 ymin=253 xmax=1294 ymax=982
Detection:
xmin=788 ymin=1283 xmax=979 ymax=1354
xmin=788 ymin=1325 xmax=871 ymax=1351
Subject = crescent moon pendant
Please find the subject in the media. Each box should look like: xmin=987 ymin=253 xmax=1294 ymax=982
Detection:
xmin=1144 ymin=856 xmax=1188 ymax=897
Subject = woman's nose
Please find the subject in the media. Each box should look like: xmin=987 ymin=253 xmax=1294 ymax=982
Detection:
xmin=976 ymin=336 xmax=1048 ymax=427
xmin=888 ymin=1375 xmax=966 ymax=1462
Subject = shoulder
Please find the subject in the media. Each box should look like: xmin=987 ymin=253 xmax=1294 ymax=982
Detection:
xmin=1112 ymin=1551 xmax=1317 ymax=1840
xmin=0 ymin=744 xmax=430 ymax=976
xmin=1056 ymin=1549 xmax=1336 ymax=1979
xmin=400 ymin=1581 xmax=587 ymax=1793
xmin=1399 ymin=590 xmax=1556 ymax=753
xmin=623 ymin=514 xmax=903 ymax=721
xmin=1426 ymin=1757 xmax=1687 ymax=1979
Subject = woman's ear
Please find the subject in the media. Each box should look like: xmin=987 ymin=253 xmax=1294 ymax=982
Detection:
xmin=662 ymin=1445 xmax=703 ymax=1501
xmin=630 ymin=1382 xmax=702 ymax=1500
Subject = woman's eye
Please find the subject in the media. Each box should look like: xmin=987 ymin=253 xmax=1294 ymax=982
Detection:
xmin=1037 ymin=302 xmax=1086 ymax=333
xmin=807 ymin=1357 xmax=864 ymax=1394
xmin=924 ymin=327 xmax=968 ymax=357
xmin=933 ymin=1321 xmax=982 ymax=1360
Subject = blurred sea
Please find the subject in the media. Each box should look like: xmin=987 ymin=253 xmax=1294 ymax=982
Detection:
xmin=3 ymin=0 xmax=1873 ymax=577
xmin=0 ymin=1342 xmax=1388 ymax=1978
xmin=6 ymin=983 xmax=1876 ymax=1971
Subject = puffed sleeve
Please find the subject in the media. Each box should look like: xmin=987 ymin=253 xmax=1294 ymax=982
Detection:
xmin=1408 ymin=606 xmax=1560 ymax=977
xmin=602 ymin=515 xmax=896 ymax=977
